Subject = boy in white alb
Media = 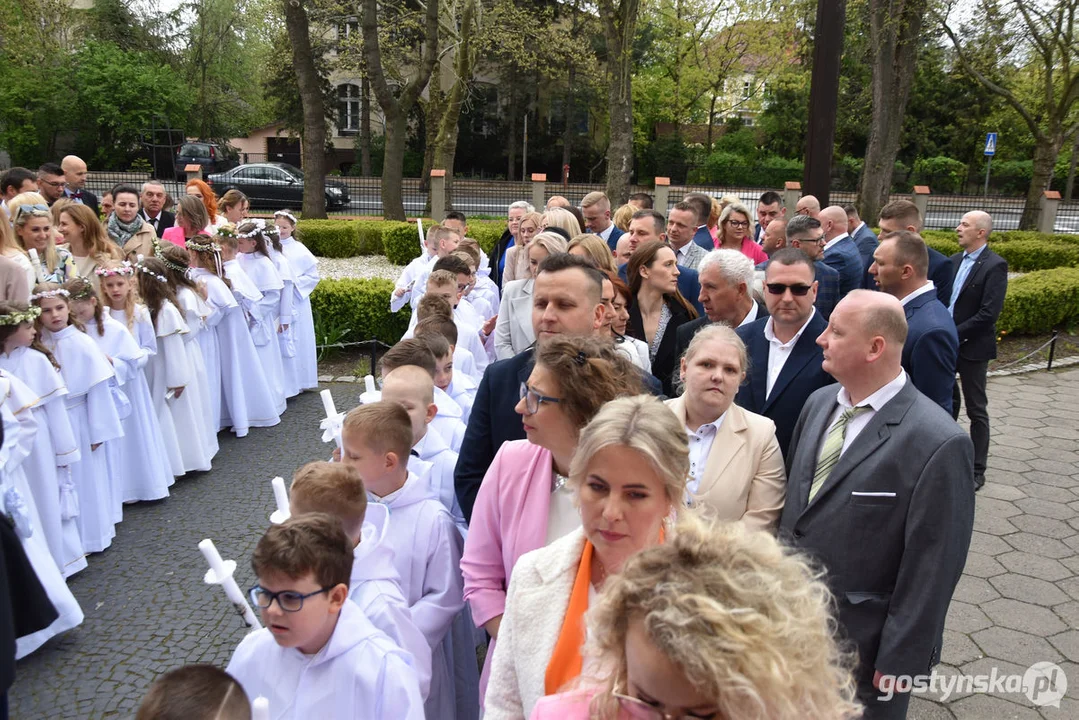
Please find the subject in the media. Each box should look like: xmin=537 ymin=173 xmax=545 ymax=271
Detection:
xmin=378 ymin=339 xmax=468 ymax=453
xmin=391 ymin=225 xmax=439 ymax=313
xmin=408 ymin=225 xmax=462 ymax=312
xmin=380 ymin=366 xmax=464 ymax=530
xmin=414 ymin=322 xmax=477 ymax=424
xmin=407 ymin=269 xmax=488 ymax=378
xmin=414 ymin=295 xmax=477 ymax=381
xmin=452 ymin=236 xmax=500 ymax=319
xmin=341 ymin=403 xmax=479 ymax=720
xmin=287 ymin=460 xmax=432 ymax=700
xmin=226 ymin=514 xmax=424 ymax=720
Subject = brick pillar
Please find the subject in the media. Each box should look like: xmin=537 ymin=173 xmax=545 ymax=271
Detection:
xmin=531 ymin=173 xmax=547 ymax=211
xmin=1039 ymin=190 xmax=1061 ymax=234
xmin=430 ymin=169 xmax=446 ymax=222
xmin=912 ymin=185 xmax=930 ymax=223
xmin=783 ymin=181 xmax=801 ymax=215
xmin=654 ymin=177 xmax=670 ymax=216
xmin=185 ymin=164 xmax=203 ymax=182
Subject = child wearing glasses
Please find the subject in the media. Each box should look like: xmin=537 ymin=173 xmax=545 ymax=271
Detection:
xmin=378 ymin=339 xmax=467 ymax=453
xmin=287 ymin=461 xmax=432 ymax=701
xmin=226 ymin=513 xmax=425 ymax=719
xmin=338 ymin=402 xmax=479 ymax=720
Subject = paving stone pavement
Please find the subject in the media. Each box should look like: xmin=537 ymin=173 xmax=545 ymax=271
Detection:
xmin=10 ymin=371 xmax=1079 ymax=718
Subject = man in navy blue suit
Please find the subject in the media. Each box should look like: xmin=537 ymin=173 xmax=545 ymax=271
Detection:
xmin=844 ymin=204 xmax=878 ymax=288
xmin=685 ymin=192 xmax=716 ymax=250
xmin=878 ymin=199 xmax=954 ymax=306
xmin=735 ymin=248 xmax=832 ymax=456
xmin=622 ymin=209 xmax=704 ymax=316
xmin=582 ymin=191 xmax=624 ymax=252
xmin=819 ymin=205 xmax=865 ymax=297
xmin=870 ymin=231 xmax=958 ymax=414
xmin=753 ymin=190 xmax=786 ymax=244
xmin=786 ymin=215 xmax=841 ymax=320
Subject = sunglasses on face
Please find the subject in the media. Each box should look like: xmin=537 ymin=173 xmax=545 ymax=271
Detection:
xmin=765 ymin=283 xmax=812 ymax=296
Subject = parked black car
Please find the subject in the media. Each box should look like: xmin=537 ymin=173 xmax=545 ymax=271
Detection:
xmin=174 ymin=142 xmax=238 ymax=181
xmin=206 ymin=163 xmax=350 ymax=210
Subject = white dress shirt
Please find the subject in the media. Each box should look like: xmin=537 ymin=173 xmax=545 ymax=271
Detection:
xmin=738 ymin=301 xmax=759 ymax=327
xmin=823 ymin=232 xmax=851 ymax=252
xmin=763 ymin=308 xmax=816 ymax=398
xmin=899 ymin=280 xmax=936 ymax=307
xmin=685 ymin=412 xmax=727 ymax=494
xmin=828 ymin=371 xmax=907 ymax=456
xmin=597 ymin=223 xmax=615 ymax=244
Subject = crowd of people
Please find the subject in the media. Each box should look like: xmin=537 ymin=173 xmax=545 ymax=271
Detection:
xmin=0 ymin=160 xmax=321 ymax=672
xmin=1 ymin=165 xmax=1011 ymax=720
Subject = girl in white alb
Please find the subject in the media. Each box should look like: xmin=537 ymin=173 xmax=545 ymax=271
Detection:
xmin=0 ymin=302 xmax=86 ymax=577
xmin=32 ymin=284 xmax=124 ymax=554
xmin=0 ymin=370 xmax=85 ymax=658
xmin=134 ymin=257 xmax=215 ymax=475
xmin=73 ymin=274 xmax=175 ymax=501
xmin=188 ymin=232 xmax=282 ymax=435
xmin=236 ymin=220 xmax=290 ymax=407
xmin=274 ymin=211 xmax=320 ymax=392
xmin=262 ymin=221 xmax=299 ymax=398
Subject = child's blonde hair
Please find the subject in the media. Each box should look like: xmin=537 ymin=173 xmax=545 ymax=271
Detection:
xmin=290 ymin=461 xmax=368 ymax=541
xmin=342 ymin=402 xmax=413 ymax=468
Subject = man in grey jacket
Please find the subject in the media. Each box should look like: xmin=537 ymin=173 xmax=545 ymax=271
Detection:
xmin=779 ymin=290 xmax=975 ymax=719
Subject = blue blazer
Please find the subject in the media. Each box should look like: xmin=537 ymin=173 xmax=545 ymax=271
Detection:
xmin=927 ymin=247 xmax=955 ymax=307
xmin=851 ymin=224 xmax=878 ymax=289
xmin=822 ymin=236 xmax=864 ymax=297
xmin=902 ymin=291 xmax=959 ymax=415
xmin=604 ymin=225 xmax=625 ymax=252
xmin=618 ymin=263 xmax=705 ymax=317
xmin=735 ymin=311 xmax=832 ymax=457
xmin=692 ymin=226 xmax=714 ymax=251
xmin=813 ymin=261 xmax=841 ymax=321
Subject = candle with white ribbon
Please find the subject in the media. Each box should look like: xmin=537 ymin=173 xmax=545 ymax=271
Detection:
xmin=252 ymin=697 xmax=270 ymax=720
xmin=417 ymin=217 xmax=425 ymax=252
xmin=359 ymin=374 xmax=381 ymax=405
xmin=269 ymin=476 xmax=290 ymax=524
xmin=318 ymin=389 xmax=344 ymax=449
xmin=198 ymin=538 xmax=262 ymax=629
xmin=27 ymin=248 xmax=45 ymax=283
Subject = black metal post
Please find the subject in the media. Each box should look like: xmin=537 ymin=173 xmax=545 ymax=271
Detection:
xmin=803 ymin=0 xmax=848 ymax=207
xmin=1048 ymin=330 xmax=1059 ymax=370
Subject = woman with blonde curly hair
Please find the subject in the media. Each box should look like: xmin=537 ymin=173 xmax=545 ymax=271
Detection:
xmin=532 ymin=514 xmax=861 ymax=720
xmin=484 ymin=394 xmax=689 ymax=719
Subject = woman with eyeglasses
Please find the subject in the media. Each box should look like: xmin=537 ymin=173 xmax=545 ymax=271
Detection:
xmin=665 ymin=324 xmax=786 ymax=531
xmin=462 ymin=336 xmax=642 ymax=705
xmin=484 ymin=394 xmax=688 ymax=719
xmin=10 ymin=192 xmax=75 ymax=284
xmin=626 ymin=241 xmax=698 ymax=397
xmin=716 ymin=202 xmax=768 ymax=265
xmin=530 ymin=514 xmax=861 ymax=720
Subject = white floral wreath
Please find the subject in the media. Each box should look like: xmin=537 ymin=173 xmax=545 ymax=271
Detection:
xmin=95 ymin=261 xmax=134 ymax=278
xmin=29 ymin=289 xmax=70 ymax=302
xmin=0 ymin=306 xmax=41 ymax=326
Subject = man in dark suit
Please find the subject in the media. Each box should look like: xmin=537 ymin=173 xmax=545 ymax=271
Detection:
xmin=870 ymin=231 xmax=958 ymax=414
xmin=819 ymin=205 xmax=864 ymax=297
xmin=780 ymin=290 xmax=975 ymax=719
xmin=684 ymin=192 xmax=716 ymax=250
xmin=139 ymin=180 xmax=175 ymax=238
xmin=878 ymin=199 xmax=953 ymax=306
xmin=786 ymin=215 xmax=840 ymax=320
xmin=673 ymin=249 xmax=766 ymax=389
xmin=581 ymin=191 xmax=623 ymax=252
xmin=736 ymin=248 xmax=832 ymax=456
xmin=60 ymin=155 xmax=99 ymax=217
xmin=454 ymin=253 xmax=608 ymax=522
xmin=950 ymin=211 xmax=1008 ymax=491
xmin=35 ymin=163 xmax=67 ymax=206
xmin=844 ymin=204 xmax=878 ymax=288
xmin=753 ymin=190 xmax=785 ymax=244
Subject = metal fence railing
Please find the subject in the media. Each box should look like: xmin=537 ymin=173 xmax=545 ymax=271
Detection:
xmin=922 ymin=194 xmax=1029 ymax=232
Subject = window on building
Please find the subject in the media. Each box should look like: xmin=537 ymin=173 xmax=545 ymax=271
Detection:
xmin=742 ymin=80 xmax=752 ymax=100
xmin=337 ymin=19 xmax=359 ymax=50
xmin=337 ymin=83 xmax=360 ymax=134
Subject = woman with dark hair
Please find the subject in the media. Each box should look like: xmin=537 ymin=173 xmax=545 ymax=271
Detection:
xmin=626 ymin=240 xmax=698 ymax=395
xmin=604 ymin=273 xmax=650 ymax=372
xmin=106 ymin=185 xmax=156 ymax=259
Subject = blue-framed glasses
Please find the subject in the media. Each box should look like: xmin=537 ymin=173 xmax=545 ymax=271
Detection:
xmin=248 ymin=585 xmax=331 ymax=612
xmin=519 ymin=382 xmax=561 ymax=415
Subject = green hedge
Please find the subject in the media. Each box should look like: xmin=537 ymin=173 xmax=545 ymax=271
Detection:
xmin=999 ymin=268 xmax=1079 ymax=335
xmin=383 ymin=222 xmax=421 ymax=265
xmin=297 ymin=218 xmax=504 ymax=263
xmin=920 ymin=230 xmax=1079 ymax=272
xmin=310 ymin=278 xmax=411 ymax=345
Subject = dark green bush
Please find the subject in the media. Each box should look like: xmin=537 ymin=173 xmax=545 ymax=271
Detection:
xmin=922 ymin=230 xmax=1079 ymax=271
xmin=468 ymin=221 xmax=504 ymax=255
xmin=383 ymin=222 xmax=422 ymax=265
xmin=310 ymin=278 xmax=411 ymax=345
xmin=998 ymin=268 xmax=1079 ymax=335
xmin=295 ymin=220 xmax=357 ymax=258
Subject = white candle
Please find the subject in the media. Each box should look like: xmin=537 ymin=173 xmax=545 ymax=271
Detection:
xmin=364 ymin=375 xmax=377 ymax=395
xmin=320 ymin=389 xmax=337 ymax=418
xmin=271 ymin=476 xmax=289 ymax=516
xmin=198 ymin=539 xmax=227 ymax=578
xmin=252 ymin=697 xmax=270 ymax=720
xmin=417 ymin=217 xmax=425 ymax=250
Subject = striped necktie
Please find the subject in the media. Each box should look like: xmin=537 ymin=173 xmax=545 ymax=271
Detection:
xmin=808 ymin=405 xmax=871 ymax=502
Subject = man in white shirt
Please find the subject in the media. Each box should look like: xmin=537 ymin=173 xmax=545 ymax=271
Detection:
xmin=581 ymin=191 xmax=623 ymax=251
xmin=779 ymin=290 xmax=974 ymax=719
xmin=139 ymin=180 xmax=173 ymax=237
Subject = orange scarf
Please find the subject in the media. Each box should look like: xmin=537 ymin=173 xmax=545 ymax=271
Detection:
xmin=545 ymin=540 xmax=595 ymax=695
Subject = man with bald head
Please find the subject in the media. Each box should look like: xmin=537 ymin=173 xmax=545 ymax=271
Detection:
xmin=545 ymin=195 xmax=571 ymax=210
xmin=60 ymin=155 xmax=100 ymax=216
xmin=780 ymin=290 xmax=975 ymax=719
xmin=795 ymin=194 xmax=821 ymax=218
xmin=950 ymin=210 xmax=1007 ymax=491
xmin=819 ymin=205 xmax=863 ymax=297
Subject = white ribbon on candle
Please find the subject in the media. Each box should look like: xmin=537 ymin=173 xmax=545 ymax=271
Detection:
xmin=269 ymin=476 xmax=290 ymax=524
xmin=318 ymin=389 xmax=344 ymax=449
xmin=27 ymin=248 xmax=45 ymax=283
xmin=198 ymin=538 xmax=262 ymax=630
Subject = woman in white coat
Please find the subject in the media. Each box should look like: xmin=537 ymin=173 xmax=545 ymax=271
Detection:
xmin=493 ymin=233 xmax=567 ymax=360
xmin=483 ymin=394 xmax=689 ymax=719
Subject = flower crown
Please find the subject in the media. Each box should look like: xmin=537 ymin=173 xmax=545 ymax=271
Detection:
xmin=134 ymin=256 xmax=167 ymax=283
xmin=95 ymin=261 xmax=134 ymax=278
xmin=187 ymin=237 xmax=221 ymax=253
xmin=67 ymin=281 xmax=96 ymax=301
xmin=236 ymin=219 xmax=267 ymax=239
xmin=273 ymin=210 xmax=298 ymax=224
xmin=0 ymin=306 xmax=41 ymax=326
xmin=215 ymin=226 xmax=237 ymax=240
xmin=29 ymin=289 xmax=70 ymax=302
xmin=158 ymin=252 xmax=190 ymax=275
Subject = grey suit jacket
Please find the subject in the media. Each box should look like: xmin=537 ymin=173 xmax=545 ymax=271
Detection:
xmin=675 ymin=241 xmax=708 ymax=271
xmin=778 ymin=379 xmax=974 ymax=684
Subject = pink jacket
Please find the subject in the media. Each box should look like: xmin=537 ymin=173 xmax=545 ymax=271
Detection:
xmin=461 ymin=440 xmax=561 ymax=697
xmin=530 ymin=690 xmax=628 ymax=719
xmin=161 ymin=225 xmax=187 ymax=248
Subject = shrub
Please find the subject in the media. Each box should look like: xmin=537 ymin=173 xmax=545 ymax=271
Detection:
xmin=467 ymin=221 xmax=504 ymax=255
xmin=353 ymin=220 xmax=386 ymax=255
xmin=921 ymin=231 xmax=1079 ymax=271
xmin=921 ymin=232 xmax=961 ymax=257
xmin=912 ymin=156 xmax=968 ymax=194
xmin=998 ymin=268 xmax=1079 ymax=335
xmin=295 ymin=220 xmax=359 ymax=258
xmin=310 ymin=278 xmax=411 ymax=345
xmin=383 ymin=221 xmax=422 ymax=265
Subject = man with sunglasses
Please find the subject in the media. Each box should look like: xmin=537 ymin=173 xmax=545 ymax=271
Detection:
xmin=735 ymin=248 xmax=831 ymax=456
xmin=35 ymin=163 xmax=67 ymax=205
xmin=786 ymin=214 xmax=840 ymax=320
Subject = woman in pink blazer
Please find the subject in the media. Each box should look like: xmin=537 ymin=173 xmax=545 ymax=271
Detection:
xmin=461 ymin=335 xmax=642 ymax=699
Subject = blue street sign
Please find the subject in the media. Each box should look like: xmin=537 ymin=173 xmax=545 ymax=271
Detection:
xmin=985 ymin=133 xmax=997 ymax=156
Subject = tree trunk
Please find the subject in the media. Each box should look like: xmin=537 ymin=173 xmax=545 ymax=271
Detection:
xmin=1065 ymin=132 xmax=1079 ymax=201
xmin=857 ymin=0 xmax=927 ymax=225
xmin=360 ymin=75 xmax=372 ymax=176
xmin=706 ymin=94 xmax=717 ymax=154
xmin=382 ymin=110 xmax=408 ymax=221
xmin=1022 ymin=136 xmax=1061 ymax=230
xmin=803 ymin=0 xmax=848 ymax=205
xmin=600 ymin=0 xmax=642 ymax=205
xmin=283 ymin=0 xmax=327 ymax=219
